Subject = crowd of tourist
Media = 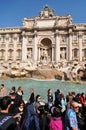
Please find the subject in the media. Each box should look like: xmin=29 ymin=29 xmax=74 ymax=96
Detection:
xmin=0 ymin=84 xmax=86 ymax=130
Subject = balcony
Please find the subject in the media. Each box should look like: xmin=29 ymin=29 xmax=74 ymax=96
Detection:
xmin=8 ymin=44 xmax=14 ymax=48
xmin=72 ymin=56 xmax=79 ymax=61
xmin=27 ymin=43 xmax=32 ymax=47
xmin=82 ymin=57 xmax=86 ymax=61
xmin=0 ymin=44 xmax=6 ymax=48
xmin=8 ymin=57 xmax=13 ymax=60
xmin=82 ymin=42 xmax=86 ymax=46
xmin=16 ymin=57 xmax=21 ymax=60
xmin=0 ymin=56 xmax=5 ymax=60
xmin=17 ymin=44 xmax=22 ymax=48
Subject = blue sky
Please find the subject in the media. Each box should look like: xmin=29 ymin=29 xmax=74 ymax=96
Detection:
xmin=0 ymin=0 xmax=86 ymax=28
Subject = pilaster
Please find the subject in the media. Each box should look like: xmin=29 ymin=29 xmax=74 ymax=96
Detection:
xmin=33 ymin=30 xmax=38 ymax=63
xmin=78 ymin=32 xmax=82 ymax=62
xmin=55 ymin=31 xmax=60 ymax=63
xmin=22 ymin=31 xmax=27 ymax=62
xmin=68 ymin=29 xmax=72 ymax=61
xmin=52 ymin=44 xmax=55 ymax=62
xmin=38 ymin=47 xmax=40 ymax=61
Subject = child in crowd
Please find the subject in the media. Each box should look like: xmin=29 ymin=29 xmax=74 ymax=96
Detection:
xmin=49 ymin=106 xmax=63 ymax=130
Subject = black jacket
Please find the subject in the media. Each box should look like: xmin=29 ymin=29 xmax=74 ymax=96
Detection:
xmin=0 ymin=112 xmax=18 ymax=130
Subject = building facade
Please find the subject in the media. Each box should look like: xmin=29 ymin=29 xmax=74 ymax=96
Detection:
xmin=0 ymin=5 xmax=86 ymax=68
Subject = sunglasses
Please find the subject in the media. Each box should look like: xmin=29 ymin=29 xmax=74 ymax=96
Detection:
xmin=74 ymin=106 xmax=79 ymax=109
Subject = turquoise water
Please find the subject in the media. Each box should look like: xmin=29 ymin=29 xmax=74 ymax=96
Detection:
xmin=0 ymin=79 xmax=86 ymax=102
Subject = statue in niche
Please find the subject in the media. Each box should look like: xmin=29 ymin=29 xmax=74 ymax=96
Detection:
xmin=62 ymin=49 xmax=66 ymax=59
xmin=28 ymin=50 xmax=32 ymax=58
xmin=40 ymin=49 xmax=48 ymax=64
xmin=62 ymin=36 xmax=66 ymax=42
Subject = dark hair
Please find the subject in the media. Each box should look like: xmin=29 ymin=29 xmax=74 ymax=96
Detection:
xmin=57 ymin=89 xmax=60 ymax=93
xmin=11 ymin=86 xmax=16 ymax=91
xmin=1 ymin=84 xmax=4 ymax=87
xmin=37 ymin=105 xmax=45 ymax=114
xmin=48 ymin=89 xmax=51 ymax=93
xmin=0 ymin=96 xmax=11 ymax=110
xmin=17 ymin=100 xmax=25 ymax=107
xmin=52 ymin=107 xmax=62 ymax=117
xmin=36 ymin=95 xmax=40 ymax=102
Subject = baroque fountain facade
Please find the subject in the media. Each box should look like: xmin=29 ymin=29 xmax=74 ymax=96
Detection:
xmin=0 ymin=5 xmax=86 ymax=80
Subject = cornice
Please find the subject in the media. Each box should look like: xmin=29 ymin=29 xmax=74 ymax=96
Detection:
xmin=0 ymin=27 xmax=21 ymax=34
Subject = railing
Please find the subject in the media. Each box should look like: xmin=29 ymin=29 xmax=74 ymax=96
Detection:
xmin=8 ymin=44 xmax=14 ymax=48
xmin=0 ymin=44 xmax=6 ymax=48
xmin=0 ymin=56 xmax=5 ymax=60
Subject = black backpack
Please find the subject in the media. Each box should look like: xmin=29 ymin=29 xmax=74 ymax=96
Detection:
xmin=0 ymin=116 xmax=12 ymax=130
xmin=0 ymin=116 xmax=18 ymax=130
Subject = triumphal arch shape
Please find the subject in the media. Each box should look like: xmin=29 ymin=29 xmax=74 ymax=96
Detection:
xmin=39 ymin=38 xmax=52 ymax=64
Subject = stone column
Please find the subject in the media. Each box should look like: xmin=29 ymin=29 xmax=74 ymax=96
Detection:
xmin=5 ymin=34 xmax=10 ymax=62
xmin=78 ymin=32 xmax=82 ymax=62
xmin=38 ymin=47 xmax=40 ymax=61
xmin=55 ymin=31 xmax=60 ymax=63
xmin=66 ymin=36 xmax=69 ymax=61
xmin=52 ymin=45 xmax=54 ymax=62
xmin=33 ymin=30 xmax=38 ymax=63
xmin=5 ymin=42 xmax=8 ymax=62
xmin=22 ymin=31 xmax=27 ymax=61
xmin=13 ymin=34 xmax=18 ymax=61
xmin=68 ymin=29 xmax=72 ymax=61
